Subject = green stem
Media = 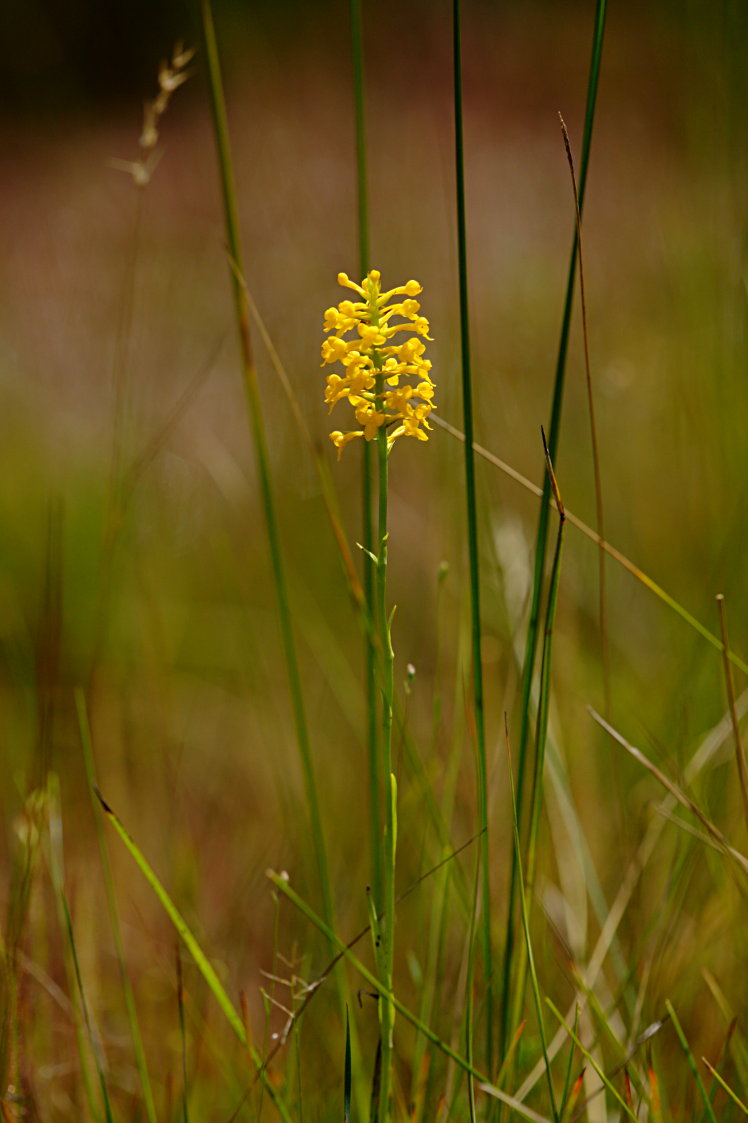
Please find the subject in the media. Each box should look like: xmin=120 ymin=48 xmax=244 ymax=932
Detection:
xmin=509 ymin=440 xmax=566 ymax=1050
xmin=453 ymin=0 xmax=493 ymax=1070
xmin=198 ymin=0 xmax=334 ymax=935
xmin=501 ymin=0 xmax=607 ymax=1056
xmin=375 ymin=381 xmax=396 ymax=1123
xmin=349 ymin=0 xmax=382 ymax=917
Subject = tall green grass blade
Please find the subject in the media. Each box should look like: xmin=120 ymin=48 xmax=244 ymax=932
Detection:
xmin=665 ymin=1000 xmax=718 ymax=1123
xmin=465 ymin=856 xmax=479 ymax=1123
xmin=177 ymin=949 xmax=190 ymax=1123
xmin=545 ymin=999 xmax=638 ymax=1122
xmin=267 ymin=870 xmax=492 ymax=1087
xmin=76 ymin=689 xmax=158 ymax=1123
xmin=453 ymin=0 xmax=493 ymax=1071
xmin=348 ymin=0 xmax=381 ymax=924
xmin=344 ymin=1005 xmax=352 ymax=1123
xmin=716 ymin=595 xmax=748 ymax=830
xmin=60 ymin=893 xmax=115 ymax=1123
xmin=507 ymin=433 xmax=566 ymax=1109
xmin=47 ymin=775 xmax=112 ymax=1123
xmin=96 ymin=789 xmax=293 ymax=1123
xmin=372 ymin=385 xmax=395 ymax=1122
xmin=557 ymin=1005 xmax=580 ymax=1120
xmin=433 ymin=413 xmax=748 ymax=677
xmin=198 ymin=0 xmax=335 ymax=940
xmin=559 ymin=113 xmax=609 ymax=714
xmin=702 ymin=1057 xmax=748 ymax=1116
xmin=478 ymin=1084 xmax=554 ymax=1123
xmin=369 ymin=1038 xmax=382 ymax=1123
xmin=1 ymin=789 xmax=45 ymax=1104
xmin=506 ymin=717 xmax=559 ymax=1123
xmin=502 ymin=0 xmax=608 ymax=1055
xmin=525 ymin=431 xmax=565 ymax=901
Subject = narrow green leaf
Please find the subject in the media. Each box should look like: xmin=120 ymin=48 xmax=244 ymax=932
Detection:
xmin=97 ymin=790 xmax=293 ymax=1123
xmin=666 ymin=1000 xmax=718 ymax=1123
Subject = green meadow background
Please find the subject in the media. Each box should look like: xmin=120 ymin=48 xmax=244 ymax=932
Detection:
xmin=1 ymin=1 xmax=747 ymax=1118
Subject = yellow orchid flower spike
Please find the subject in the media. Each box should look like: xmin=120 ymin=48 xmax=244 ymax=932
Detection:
xmin=321 ymin=269 xmax=435 ymax=458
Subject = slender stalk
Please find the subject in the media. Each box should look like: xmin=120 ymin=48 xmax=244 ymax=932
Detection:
xmin=434 ymin=412 xmax=748 ymax=678
xmin=374 ymin=374 xmax=396 ymax=1123
xmin=665 ymin=1001 xmax=718 ymax=1123
xmin=507 ymin=719 xmax=559 ymax=1123
xmin=559 ymin=113 xmax=609 ymax=715
xmin=508 ymin=432 xmax=566 ymax=1044
xmin=198 ymin=0 xmax=334 ymax=936
xmin=716 ymin=594 xmax=748 ymax=831
xmin=500 ymin=0 xmax=608 ymax=1055
xmin=76 ymin=690 xmax=158 ymax=1123
xmin=453 ymin=0 xmax=493 ymax=1069
xmin=349 ymin=0 xmax=382 ymax=916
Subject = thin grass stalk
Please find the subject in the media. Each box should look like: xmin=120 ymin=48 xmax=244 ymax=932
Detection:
xmin=1 ymin=793 xmax=45 ymax=1108
xmin=559 ymin=113 xmax=609 ymax=715
xmin=258 ymin=833 xmax=480 ymax=1094
xmin=500 ymin=0 xmax=608 ymax=1055
xmin=545 ymin=1000 xmax=638 ymax=1123
xmin=453 ymin=0 xmax=493 ymax=1069
xmin=717 ymin=594 xmax=748 ymax=831
xmin=267 ymin=870 xmax=494 ymax=1089
xmin=46 ymin=776 xmax=108 ymax=1123
xmin=522 ymin=435 xmax=566 ymax=908
xmin=702 ymin=1057 xmax=748 ymax=1115
xmin=75 ymin=690 xmax=158 ymax=1123
xmin=96 ymin=790 xmax=294 ymax=1123
xmin=465 ymin=855 xmax=481 ymax=1123
xmin=176 ymin=949 xmax=190 ymax=1123
xmin=198 ymin=0 xmax=335 ymax=937
xmin=375 ymin=411 xmax=396 ymax=1123
xmin=665 ymin=1000 xmax=718 ymax=1123
xmin=507 ymin=714 xmax=559 ymax=1122
xmin=434 ymin=413 xmax=748 ymax=676
xmin=506 ymin=433 xmax=566 ymax=1088
xmin=344 ymin=1006 xmax=353 ymax=1123
xmin=60 ymin=893 xmax=115 ymax=1123
xmin=349 ymin=0 xmax=383 ymax=919
xmin=558 ymin=1006 xmax=580 ymax=1120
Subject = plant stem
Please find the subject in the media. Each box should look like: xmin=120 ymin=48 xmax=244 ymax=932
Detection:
xmin=374 ymin=373 xmax=396 ymax=1123
xmin=349 ymin=0 xmax=383 ymax=916
xmin=500 ymin=0 xmax=608 ymax=1056
xmin=453 ymin=0 xmax=493 ymax=1071
xmin=199 ymin=0 xmax=334 ymax=935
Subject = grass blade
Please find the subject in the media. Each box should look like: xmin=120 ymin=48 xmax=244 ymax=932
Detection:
xmin=96 ymin=789 xmax=293 ymax=1123
xmin=506 ymin=714 xmax=559 ymax=1123
xmin=198 ymin=0 xmax=335 ymax=946
xmin=47 ymin=775 xmax=114 ymax=1123
xmin=558 ymin=112 xmax=608 ymax=714
xmin=433 ymin=413 xmax=748 ymax=678
xmin=508 ymin=431 xmax=566 ymax=1095
xmin=665 ymin=1000 xmax=717 ymax=1123
xmin=344 ymin=1005 xmax=352 ymax=1123
xmin=453 ymin=0 xmax=493 ymax=1071
xmin=266 ymin=870 xmax=492 ymax=1088
xmin=702 ymin=1056 xmax=748 ymax=1115
xmin=545 ymin=998 xmax=638 ymax=1123
xmin=717 ymin=594 xmax=748 ymax=830
xmin=502 ymin=0 xmax=608 ymax=1055
xmin=177 ymin=948 xmax=190 ymax=1123
xmin=76 ymin=689 xmax=158 ymax=1123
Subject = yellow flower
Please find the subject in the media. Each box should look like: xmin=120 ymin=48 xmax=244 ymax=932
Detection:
xmin=321 ymin=270 xmax=435 ymax=458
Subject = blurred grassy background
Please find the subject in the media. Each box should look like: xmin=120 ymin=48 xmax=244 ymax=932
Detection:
xmin=1 ymin=0 xmax=747 ymax=1116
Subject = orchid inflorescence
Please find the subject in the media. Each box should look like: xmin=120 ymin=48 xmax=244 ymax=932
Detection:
xmin=321 ymin=270 xmax=435 ymax=458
